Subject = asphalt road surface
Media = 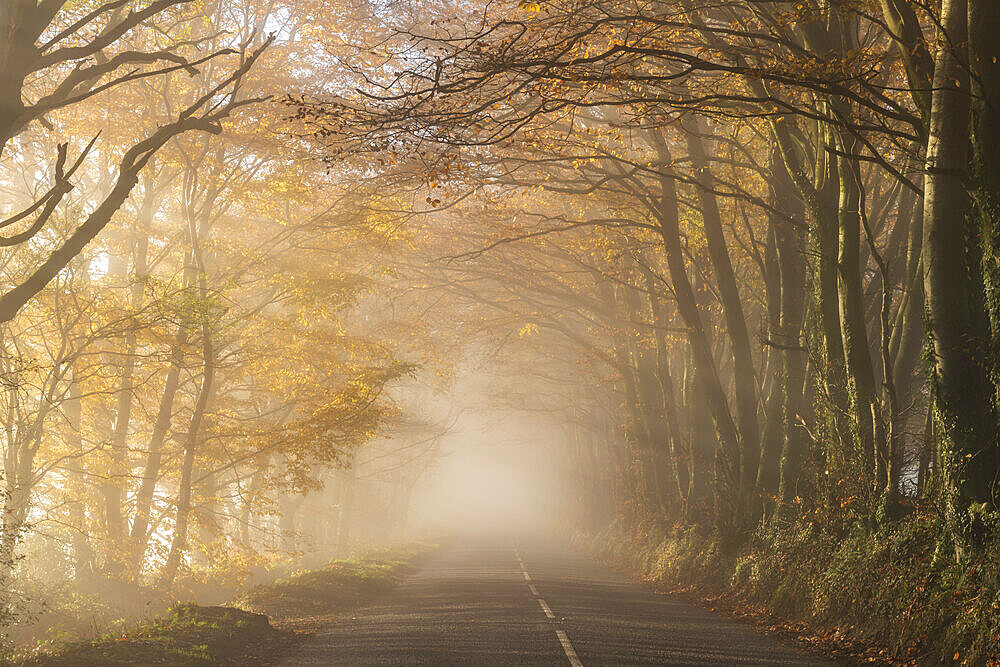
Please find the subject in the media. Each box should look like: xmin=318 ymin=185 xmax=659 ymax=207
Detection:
xmin=280 ymin=535 xmax=830 ymax=665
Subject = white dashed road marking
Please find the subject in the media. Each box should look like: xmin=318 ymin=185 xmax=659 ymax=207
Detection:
xmin=556 ymin=629 xmax=584 ymax=667
xmin=538 ymin=598 xmax=555 ymax=618
xmin=516 ymin=547 xmax=584 ymax=666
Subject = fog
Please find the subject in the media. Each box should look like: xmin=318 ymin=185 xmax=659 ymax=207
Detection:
xmin=409 ymin=406 xmax=566 ymax=539
xmin=1 ymin=0 xmax=985 ymax=662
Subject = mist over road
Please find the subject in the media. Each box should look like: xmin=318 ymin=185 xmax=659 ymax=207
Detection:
xmin=280 ymin=535 xmax=829 ymax=665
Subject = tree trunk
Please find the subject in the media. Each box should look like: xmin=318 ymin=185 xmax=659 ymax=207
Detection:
xmin=65 ymin=367 xmax=95 ymax=582
xmin=836 ymin=135 xmax=881 ymax=489
xmin=760 ymin=152 xmax=808 ymax=512
xmin=337 ymin=467 xmax=356 ymax=555
xmin=684 ymin=123 xmax=761 ymax=523
xmin=641 ymin=264 xmax=688 ymax=510
xmin=648 ymin=133 xmax=741 ymax=522
xmin=923 ymin=0 xmax=998 ymax=551
xmin=104 ymin=186 xmax=155 ymax=579
xmin=128 ymin=324 xmax=190 ymax=573
xmin=159 ymin=331 xmax=214 ymax=587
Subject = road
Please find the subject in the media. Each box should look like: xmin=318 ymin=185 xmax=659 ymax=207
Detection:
xmin=279 ymin=535 xmax=830 ymax=665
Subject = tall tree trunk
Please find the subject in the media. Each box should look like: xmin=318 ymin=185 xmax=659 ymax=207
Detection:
xmin=889 ymin=187 xmax=924 ymax=499
xmin=0 ymin=444 xmax=32 ymax=595
xmin=104 ymin=184 xmax=155 ymax=580
xmin=836 ymin=135 xmax=882 ymax=489
xmin=771 ymin=120 xmax=852 ymax=501
xmin=600 ymin=278 xmax=656 ymax=512
xmin=641 ymin=264 xmax=689 ymax=510
xmin=923 ymin=0 xmax=998 ymax=551
xmin=684 ymin=123 xmax=761 ymax=523
xmin=65 ymin=367 xmax=95 ymax=582
xmin=970 ymin=1 xmax=1000 ymax=386
xmin=683 ymin=353 xmax=714 ymax=511
xmin=337 ymin=467 xmax=356 ymax=555
xmin=648 ymin=133 xmax=741 ymax=523
xmin=159 ymin=330 xmax=214 ymax=587
xmin=760 ymin=152 xmax=808 ymax=512
xmin=160 ymin=212 xmax=215 ymax=586
xmin=128 ymin=321 xmax=190 ymax=572
xmin=759 ymin=218 xmax=784 ymax=503
xmin=622 ymin=271 xmax=672 ymax=514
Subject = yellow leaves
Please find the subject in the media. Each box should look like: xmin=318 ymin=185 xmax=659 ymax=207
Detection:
xmin=519 ymin=1 xmax=541 ymax=12
xmin=518 ymin=322 xmax=539 ymax=338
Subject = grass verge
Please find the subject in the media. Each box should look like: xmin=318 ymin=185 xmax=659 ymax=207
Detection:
xmin=15 ymin=604 xmax=291 ymax=666
xmin=19 ymin=543 xmax=434 ymax=666
xmin=235 ymin=544 xmax=431 ymax=622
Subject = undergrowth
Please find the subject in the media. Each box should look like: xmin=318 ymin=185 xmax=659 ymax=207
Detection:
xmin=584 ymin=513 xmax=1000 ymax=665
